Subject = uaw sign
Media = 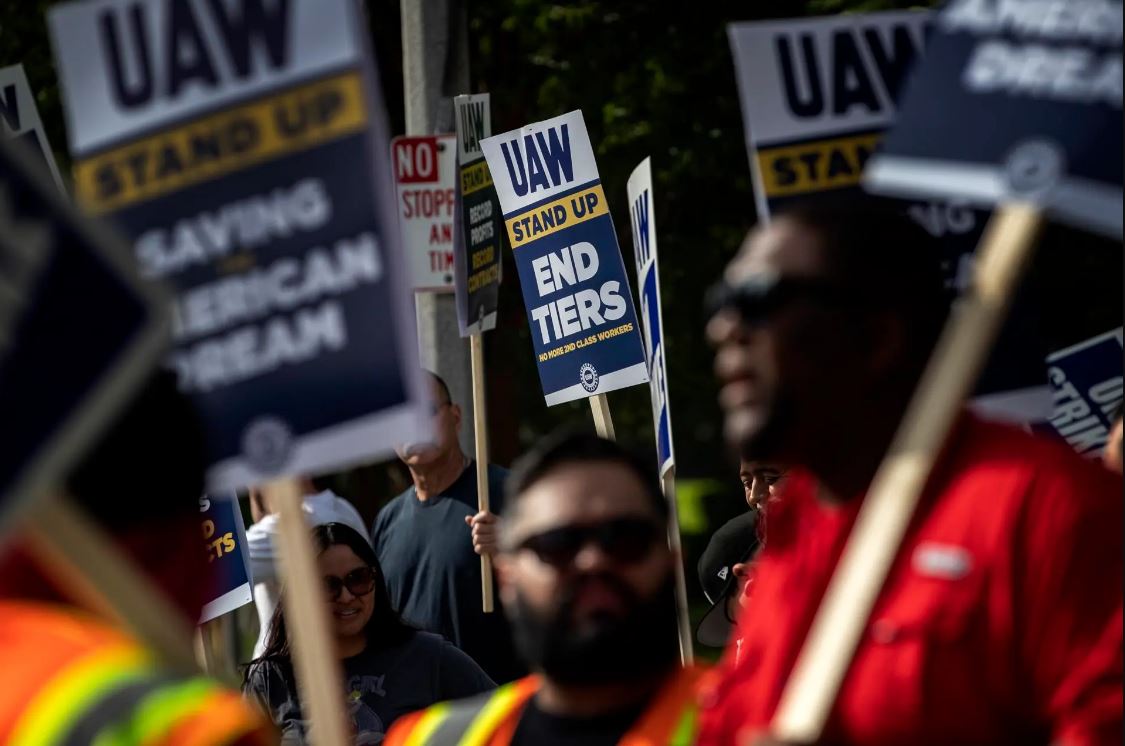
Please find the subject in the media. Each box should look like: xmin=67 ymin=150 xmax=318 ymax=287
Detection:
xmin=199 ymin=493 xmax=254 ymax=623
xmin=1033 ymin=329 xmax=1124 ymax=457
xmin=453 ymin=93 xmax=502 ymax=335
xmin=480 ymin=110 xmax=648 ymax=405
xmin=49 ymin=0 xmax=428 ymax=490
xmin=627 ymin=158 xmax=675 ymax=478
xmin=728 ymin=10 xmax=1051 ymax=422
xmin=0 ymin=64 xmax=65 ymax=191
xmin=865 ymin=0 xmax=1123 ymax=239
xmin=392 ymin=134 xmax=457 ymax=290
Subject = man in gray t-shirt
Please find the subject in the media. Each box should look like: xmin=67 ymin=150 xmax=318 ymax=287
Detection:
xmin=371 ymin=372 xmax=525 ymax=684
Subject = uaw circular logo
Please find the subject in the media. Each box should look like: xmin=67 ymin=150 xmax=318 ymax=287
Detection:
xmin=242 ymin=417 xmax=294 ymax=473
xmin=579 ymin=363 xmax=599 ymax=393
xmin=1003 ymin=139 xmax=1065 ymax=197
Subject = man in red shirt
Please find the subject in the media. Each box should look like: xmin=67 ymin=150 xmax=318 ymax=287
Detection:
xmin=699 ymin=200 xmax=1123 ymax=745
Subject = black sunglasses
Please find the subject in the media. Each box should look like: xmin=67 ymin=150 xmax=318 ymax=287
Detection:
xmin=704 ymin=271 xmax=855 ymax=324
xmin=323 ymin=566 xmax=376 ymax=600
xmin=515 ymin=517 xmax=661 ymax=567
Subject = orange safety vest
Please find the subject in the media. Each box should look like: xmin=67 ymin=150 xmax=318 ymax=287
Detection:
xmin=385 ymin=666 xmax=706 ymax=746
xmin=0 ymin=600 xmax=274 ymax=746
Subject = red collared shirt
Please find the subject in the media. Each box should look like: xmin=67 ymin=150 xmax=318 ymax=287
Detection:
xmin=697 ymin=416 xmax=1123 ymax=746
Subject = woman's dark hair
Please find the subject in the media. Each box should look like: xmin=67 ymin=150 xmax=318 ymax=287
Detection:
xmin=243 ymin=522 xmax=414 ymax=682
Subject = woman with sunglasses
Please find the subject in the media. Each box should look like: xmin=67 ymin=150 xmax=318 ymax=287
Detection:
xmin=243 ymin=522 xmax=495 ymax=744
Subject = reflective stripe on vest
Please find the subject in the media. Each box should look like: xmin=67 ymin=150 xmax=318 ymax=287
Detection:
xmin=8 ymin=642 xmax=155 ymax=746
xmin=397 ymin=669 xmax=703 ymax=746
xmin=10 ymin=641 xmax=233 ymax=746
xmin=77 ymin=676 xmax=222 ymax=746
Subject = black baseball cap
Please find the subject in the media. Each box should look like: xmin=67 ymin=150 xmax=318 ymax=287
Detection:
xmin=696 ymin=510 xmax=761 ymax=647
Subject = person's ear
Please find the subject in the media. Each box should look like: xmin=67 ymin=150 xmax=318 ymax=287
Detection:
xmin=450 ymin=403 xmax=462 ymax=429
xmin=731 ymin=562 xmax=752 ymax=580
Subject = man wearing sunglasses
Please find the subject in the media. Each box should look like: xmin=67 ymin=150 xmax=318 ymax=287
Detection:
xmin=697 ymin=200 xmax=1123 ymax=745
xmin=385 ymin=432 xmax=703 ymax=746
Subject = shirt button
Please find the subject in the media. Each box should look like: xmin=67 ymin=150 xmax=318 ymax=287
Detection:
xmin=870 ymin=619 xmax=899 ymax=644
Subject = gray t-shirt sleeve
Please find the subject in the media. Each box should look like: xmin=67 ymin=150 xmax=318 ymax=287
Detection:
xmin=436 ymin=638 xmax=497 ymax=700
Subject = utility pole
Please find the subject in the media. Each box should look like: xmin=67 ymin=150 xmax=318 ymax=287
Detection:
xmin=402 ymin=0 xmax=474 ymax=451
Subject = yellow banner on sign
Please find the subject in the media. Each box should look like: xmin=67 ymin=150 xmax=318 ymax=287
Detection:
xmin=756 ymin=132 xmax=882 ymax=198
xmin=74 ymin=72 xmax=369 ymax=214
xmin=504 ymin=184 xmax=608 ymax=249
xmin=460 ymin=159 xmax=493 ymax=196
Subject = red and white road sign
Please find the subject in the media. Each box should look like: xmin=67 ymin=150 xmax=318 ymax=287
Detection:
xmin=392 ymin=134 xmax=457 ymax=290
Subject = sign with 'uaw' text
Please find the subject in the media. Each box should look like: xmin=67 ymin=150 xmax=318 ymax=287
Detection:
xmin=453 ymin=93 xmax=502 ymax=336
xmin=1032 ymin=329 xmax=1123 ymax=458
xmin=865 ymin=0 xmax=1123 ymax=239
xmin=728 ymin=10 xmax=1051 ymax=423
xmin=199 ymin=492 xmax=253 ymax=623
xmin=0 ymin=134 xmax=167 ymax=532
xmin=480 ymin=110 xmax=648 ymax=406
xmin=0 ymin=65 xmax=65 ymax=191
xmin=392 ymin=134 xmax=456 ymax=290
xmin=627 ymin=158 xmax=675 ymax=478
xmin=49 ymin=0 xmax=429 ymax=491
xmin=728 ymin=11 xmax=934 ymax=219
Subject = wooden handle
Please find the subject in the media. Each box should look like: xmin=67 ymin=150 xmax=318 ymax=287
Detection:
xmin=662 ymin=469 xmax=694 ymax=665
xmin=470 ymin=334 xmax=495 ymax=613
xmin=268 ymin=477 xmax=351 ymax=746
xmin=589 ymin=394 xmax=616 ymax=441
xmin=771 ymin=203 xmax=1044 ymax=741
xmin=24 ymin=495 xmax=198 ymax=674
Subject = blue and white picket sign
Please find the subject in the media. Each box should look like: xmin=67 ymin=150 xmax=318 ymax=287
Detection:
xmin=728 ymin=10 xmax=1051 ymax=423
xmin=627 ymin=158 xmax=675 ymax=478
xmin=199 ymin=493 xmax=254 ymax=623
xmin=1032 ymin=329 xmax=1123 ymax=458
xmin=865 ymin=0 xmax=1123 ymax=239
xmin=480 ymin=110 xmax=648 ymax=406
xmin=49 ymin=0 xmax=429 ymax=490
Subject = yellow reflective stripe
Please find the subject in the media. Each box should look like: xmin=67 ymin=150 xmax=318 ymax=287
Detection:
xmin=669 ymin=705 xmax=698 ymax=746
xmin=9 ymin=643 xmax=154 ymax=746
xmin=403 ymin=703 xmax=452 ymax=746
xmin=90 ymin=677 xmax=218 ymax=746
xmin=459 ymin=683 xmax=522 ymax=746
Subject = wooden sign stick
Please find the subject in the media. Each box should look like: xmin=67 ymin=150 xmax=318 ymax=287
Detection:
xmin=661 ymin=468 xmax=695 ymax=665
xmin=771 ymin=203 xmax=1044 ymax=742
xmin=266 ymin=476 xmax=350 ymax=746
xmin=469 ymin=333 xmax=495 ymax=613
xmin=24 ymin=494 xmax=198 ymax=673
xmin=589 ymin=394 xmax=616 ymax=441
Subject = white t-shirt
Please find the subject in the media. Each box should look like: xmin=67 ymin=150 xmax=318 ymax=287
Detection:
xmin=246 ymin=491 xmax=369 ymax=659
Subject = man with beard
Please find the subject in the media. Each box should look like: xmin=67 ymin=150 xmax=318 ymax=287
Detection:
xmin=383 ymin=432 xmax=704 ymax=746
xmin=696 ymin=200 xmax=1123 ymax=745
xmin=371 ymin=371 xmax=524 ymax=684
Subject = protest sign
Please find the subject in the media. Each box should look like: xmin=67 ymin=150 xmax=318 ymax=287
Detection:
xmin=453 ymin=94 xmax=502 ymax=336
xmin=626 ymin=158 xmax=674 ymax=478
xmin=392 ymin=134 xmax=457 ymax=290
xmin=626 ymin=157 xmax=693 ymax=663
xmin=0 ymin=133 xmax=167 ymax=529
xmin=728 ymin=11 xmax=1050 ymax=421
xmin=865 ymin=0 xmax=1123 ymax=239
xmin=1032 ymin=329 xmax=1123 ymax=457
xmin=199 ymin=493 xmax=254 ymax=623
xmin=49 ymin=0 xmax=428 ymax=491
xmin=480 ymin=110 xmax=648 ymax=406
xmin=0 ymin=65 xmax=65 ymax=191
